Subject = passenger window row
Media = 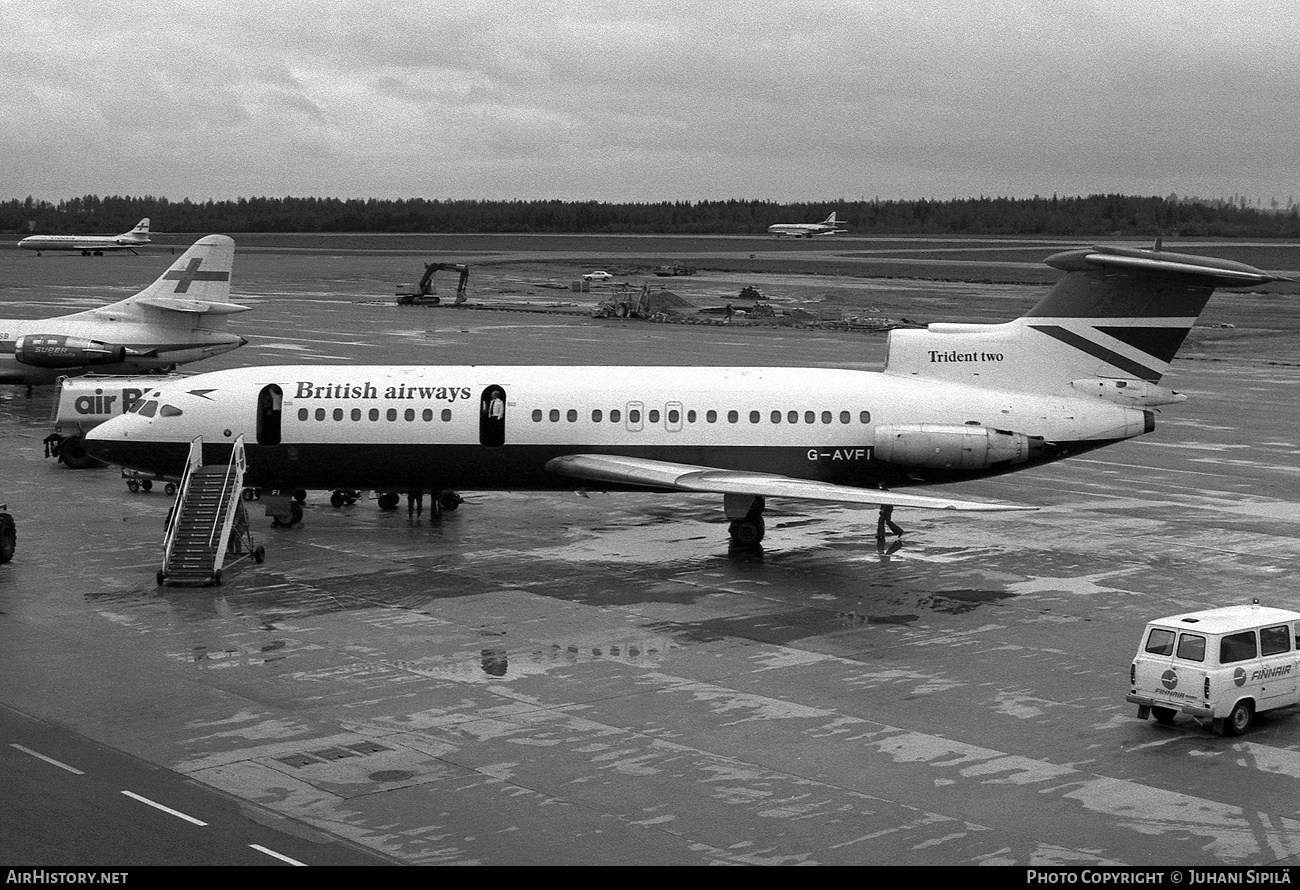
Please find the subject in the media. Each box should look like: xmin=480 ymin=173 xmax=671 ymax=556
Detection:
xmin=530 ymin=407 xmax=873 ymax=425
xmin=297 ymin=406 xmax=454 ymax=423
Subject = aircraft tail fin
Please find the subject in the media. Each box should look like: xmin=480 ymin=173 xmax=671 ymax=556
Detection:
xmin=823 ymin=212 xmax=838 ymax=225
xmin=884 ymin=243 xmax=1282 ymax=400
xmin=113 ymin=235 xmax=247 ymax=318
xmin=119 ymin=218 xmax=151 ymax=243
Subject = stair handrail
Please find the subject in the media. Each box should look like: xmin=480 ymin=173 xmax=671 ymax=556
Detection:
xmin=207 ymin=436 xmax=247 ymax=576
xmin=161 ymin=436 xmax=205 ymax=575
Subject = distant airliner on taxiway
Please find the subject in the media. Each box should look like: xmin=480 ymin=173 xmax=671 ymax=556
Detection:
xmin=18 ymin=218 xmax=151 ymax=256
xmin=767 ymin=212 xmax=847 ymax=238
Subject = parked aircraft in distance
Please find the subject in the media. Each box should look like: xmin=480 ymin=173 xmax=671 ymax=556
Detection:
xmin=18 ymin=218 xmax=152 ymax=256
xmin=0 ymin=235 xmax=249 ymax=387
xmin=86 ymin=244 xmax=1281 ymax=546
xmin=767 ymin=212 xmax=847 ymax=238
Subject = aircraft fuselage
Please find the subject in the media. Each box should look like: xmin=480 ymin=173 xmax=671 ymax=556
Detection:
xmin=0 ymin=313 xmax=245 ymax=386
xmin=17 ymin=236 xmax=140 ymax=254
xmin=87 ymin=364 xmax=1150 ymax=493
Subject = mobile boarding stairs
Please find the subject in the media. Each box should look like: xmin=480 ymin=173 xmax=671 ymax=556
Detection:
xmin=158 ymin=435 xmax=264 ymax=586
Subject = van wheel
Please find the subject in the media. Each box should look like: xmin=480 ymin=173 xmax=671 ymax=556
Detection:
xmin=1225 ymin=701 xmax=1254 ymax=736
xmin=1152 ymin=706 xmax=1177 ymax=725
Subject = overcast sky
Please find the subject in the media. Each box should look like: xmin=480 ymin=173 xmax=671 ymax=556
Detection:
xmin=1 ymin=0 xmax=1296 ymax=204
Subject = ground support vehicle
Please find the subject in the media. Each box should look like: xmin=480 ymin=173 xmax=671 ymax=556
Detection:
xmin=46 ymin=374 xmax=181 ymax=471
xmin=0 ymin=503 xmax=14 ymax=563
xmin=122 ymin=469 xmax=177 ymax=495
xmin=1128 ymin=601 xmax=1300 ymax=735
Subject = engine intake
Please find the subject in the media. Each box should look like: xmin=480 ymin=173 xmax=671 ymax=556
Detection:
xmin=14 ymin=334 xmax=127 ymax=369
xmin=874 ymin=424 xmax=1044 ymax=469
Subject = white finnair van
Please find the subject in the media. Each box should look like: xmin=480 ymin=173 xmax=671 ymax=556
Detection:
xmin=1128 ymin=601 xmax=1300 ymax=736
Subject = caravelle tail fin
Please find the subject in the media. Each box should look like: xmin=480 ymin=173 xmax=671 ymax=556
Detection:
xmin=884 ymin=244 xmax=1282 ymax=404
xmin=110 ymin=234 xmax=248 ymax=319
xmin=119 ymin=218 xmax=150 ymax=243
xmin=823 ymin=212 xmax=838 ymax=225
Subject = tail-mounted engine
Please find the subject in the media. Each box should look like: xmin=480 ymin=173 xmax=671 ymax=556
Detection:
xmin=14 ymin=334 xmax=127 ymax=369
xmin=874 ymin=424 xmax=1045 ymax=470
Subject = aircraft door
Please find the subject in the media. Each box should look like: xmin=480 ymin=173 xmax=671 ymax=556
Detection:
xmin=665 ymin=401 xmax=683 ymax=432
xmin=625 ymin=401 xmax=644 ymax=432
xmin=480 ymin=385 xmax=506 ymax=447
xmin=257 ymin=384 xmax=282 ymax=446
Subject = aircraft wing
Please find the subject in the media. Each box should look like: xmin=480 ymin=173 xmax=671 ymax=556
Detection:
xmin=545 ymin=454 xmax=1033 ymax=512
xmin=134 ymin=296 xmax=250 ymax=315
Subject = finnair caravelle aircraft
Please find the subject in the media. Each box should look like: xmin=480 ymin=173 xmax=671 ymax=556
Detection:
xmin=86 ymin=244 xmax=1280 ymax=546
xmin=0 ymin=235 xmax=249 ymax=387
xmin=18 ymin=218 xmax=152 ymax=256
xmin=767 ymin=212 xmax=847 ymax=238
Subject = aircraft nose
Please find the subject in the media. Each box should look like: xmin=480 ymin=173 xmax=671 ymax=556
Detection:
xmin=84 ymin=415 xmax=137 ymax=466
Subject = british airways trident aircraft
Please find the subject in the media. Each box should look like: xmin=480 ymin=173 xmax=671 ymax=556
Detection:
xmin=85 ymin=244 xmax=1279 ymax=546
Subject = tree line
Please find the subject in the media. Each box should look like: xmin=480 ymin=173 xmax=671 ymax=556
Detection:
xmin=3 ymin=193 xmax=1297 ymax=238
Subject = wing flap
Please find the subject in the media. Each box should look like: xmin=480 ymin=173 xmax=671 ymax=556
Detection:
xmin=545 ymin=454 xmax=1033 ymax=513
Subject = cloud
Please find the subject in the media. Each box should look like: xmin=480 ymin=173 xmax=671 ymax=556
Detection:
xmin=1 ymin=0 xmax=1297 ymax=201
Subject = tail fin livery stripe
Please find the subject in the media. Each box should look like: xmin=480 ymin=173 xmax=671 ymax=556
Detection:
xmin=1095 ymin=326 xmax=1193 ymax=364
xmin=1027 ymin=325 xmax=1163 ymax=381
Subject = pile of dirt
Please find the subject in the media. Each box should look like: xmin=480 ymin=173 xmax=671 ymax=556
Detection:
xmin=645 ymin=289 xmax=694 ymax=313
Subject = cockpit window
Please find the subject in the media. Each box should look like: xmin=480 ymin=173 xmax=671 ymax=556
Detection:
xmin=159 ymin=405 xmax=183 ymax=418
xmin=138 ymin=400 xmax=158 ymax=418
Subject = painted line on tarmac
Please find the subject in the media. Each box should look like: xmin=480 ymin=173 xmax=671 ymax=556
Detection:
xmin=121 ymin=790 xmax=208 ymax=826
xmin=10 ymin=743 xmax=85 ymax=775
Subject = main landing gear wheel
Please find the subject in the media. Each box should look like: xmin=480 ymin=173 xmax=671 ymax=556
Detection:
xmin=726 ymin=495 xmax=766 ymax=547
xmin=438 ymin=491 xmax=463 ymax=512
xmin=377 ymin=492 xmax=401 ymax=510
xmin=271 ymin=501 xmax=303 ymax=528
xmin=728 ymin=516 xmax=765 ymax=547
